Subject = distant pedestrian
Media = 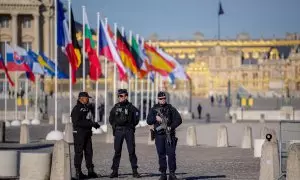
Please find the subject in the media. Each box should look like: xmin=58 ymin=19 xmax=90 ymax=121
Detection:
xmin=197 ymin=103 xmax=202 ymax=119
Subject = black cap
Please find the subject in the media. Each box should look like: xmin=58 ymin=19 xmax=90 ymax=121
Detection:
xmin=118 ymin=89 xmax=128 ymax=95
xmin=78 ymin=92 xmax=92 ymax=98
xmin=158 ymin=91 xmax=166 ymax=98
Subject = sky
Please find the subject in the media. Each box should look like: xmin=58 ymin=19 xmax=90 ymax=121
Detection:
xmin=65 ymin=0 xmax=300 ymax=40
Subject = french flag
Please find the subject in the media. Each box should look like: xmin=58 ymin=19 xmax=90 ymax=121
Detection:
xmin=98 ymin=19 xmax=127 ymax=81
xmin=5 ymin=44 xmax=35 ymax=82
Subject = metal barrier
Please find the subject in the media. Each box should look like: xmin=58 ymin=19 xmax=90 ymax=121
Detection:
xmin=279 ymin=120 xmax=300 ymax=178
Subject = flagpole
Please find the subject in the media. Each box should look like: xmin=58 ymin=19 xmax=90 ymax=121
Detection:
xmin=95 ymin=12 xmax=100 ymax=124
xmin=144 ymin=38 xmax=150 ymax=117
xmin=134 ymin=34 xmax=138 ymax=107
xmin=45 ymin=0 xmax=64 ymax=140
xmin=123 ymin=27 xmax=131 ymax=101
xmin=113 ymin=22 xmax=117 ymax=104
xmin=25 ymin=46 xmax=29 ymax=122
xmin=155 ymin=72 xmax=159 ymax=103
xmin=68 ymin=0 xmax=72 ymax=120
xmin=104 ymin=17 xmax=108 ymax=126
xmin=136 ymin=34 xmax=143 ymax=121
xmin=151 ymin=72 xmax=155 ymax=106
xmin=82 ymin=6 xmax=86 ymax=91
xmin=15 ymin=71 xmax=18 ymax=122
xmin=128 ymin=30 xmax=132 ymax=102
xmin=4 ymin=41 xmax=9 ymax=126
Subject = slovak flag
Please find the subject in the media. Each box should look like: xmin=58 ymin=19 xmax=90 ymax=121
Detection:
xmin=5 ymin=44 xmax=35 ymax=82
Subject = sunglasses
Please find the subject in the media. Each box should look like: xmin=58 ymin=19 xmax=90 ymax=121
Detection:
xmin=158 ymin=97 xmax=166 ymax=100
xmin=118 ymin=94 xmax=126 ymax=98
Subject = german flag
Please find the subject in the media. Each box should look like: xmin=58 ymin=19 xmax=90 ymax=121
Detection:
xmin=116 ymin=29 xmax=138 ymax=76
xmin=71 ymin=8 xmax=81 ymax=68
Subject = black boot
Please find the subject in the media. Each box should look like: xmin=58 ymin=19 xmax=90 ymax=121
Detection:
xmin=132 ymin=169 xmax=141 ymax=178
xmin=75 ymin=168 xmax=88 ymax=180
xmin=168 ymin=172 xmax=178 ymax=180
xmin=87 ymin=167 xmax=98 ymax=178
xmin=109 ymin=170 xmax=118 ymax=178
xmin=159 ymin=172 xmax=167 ymax=180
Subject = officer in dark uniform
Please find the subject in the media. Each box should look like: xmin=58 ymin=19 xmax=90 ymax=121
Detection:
xmin=109 ymin=89 xmax=141 ymax=178
xmin=147 ymin=91 xmax=182 ymax=180
xmin=71 ymin=92 xmax=101 ymax=179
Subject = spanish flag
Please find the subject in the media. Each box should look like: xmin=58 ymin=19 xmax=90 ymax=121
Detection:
xmin=71 ymin=8 xmax=81 ymax=68
xmin=144 ymin=43 xmax=175 ymax=76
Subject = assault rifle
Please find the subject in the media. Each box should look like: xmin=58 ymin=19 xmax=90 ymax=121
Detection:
xmin=155 ymin=108 xmax=172 ymax=146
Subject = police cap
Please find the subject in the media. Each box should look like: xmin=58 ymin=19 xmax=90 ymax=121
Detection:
xmin=157 ymin=91 xmax=166 ymax=98
xmin=78 ymin=91 xmax=92 ymax=98
xmin=118 ymin=89 xmax=128 ymax=95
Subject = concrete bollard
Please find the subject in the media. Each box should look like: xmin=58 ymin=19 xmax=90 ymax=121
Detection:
xmin=19 ymin=152 xmax=51 ymax=180
xmin=0 ymin=150 xmax=18 ymax=177
xmin=0 ymin=121 xmax=5 ymax=143
xmin=260 ymin=114 xmax=265 ymax=123
xmin=254 ymin=139 xmax=265 ymax=157
xmin=232 ymin=113 xmax=237 ymax=124
xmin=50 ymin=140 xmax=71 ymax=180
xmin=63 ymin=123 xmax=73 ymax=144
xmin=286 ymin=143 xmax=300 ymax=180
xmin=186 ymin=126 xmax=197 ymax=146
xmin=11 ymin=120 xmax=21 ymax=127
xmin=241 ymin=126 xmax=253 ymax=149
xmin=260 ymin=127 xmax=277 ymax=143
xmin=49 ymin=115 xmax=54 ymax=125
xmin=20 ymin=124 xmax=30 ymax=144
xmin=217 ymin=125 xmax=228 ymax=147
xmin=106 ymin=126 xmax=114 ymax=143
xmin=61 ymin=113 xmax=70 ymax=124
xmin=148 ymin=129 xmax=155 ymax=145
xmin=259 ymin=134 xmax=280 ymax=180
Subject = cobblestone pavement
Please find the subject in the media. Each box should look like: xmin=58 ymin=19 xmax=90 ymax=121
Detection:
xmin=4 ymin=123 xmax=260 ymax=180
xmin=71 ymin=138 xmax=259 ymax=180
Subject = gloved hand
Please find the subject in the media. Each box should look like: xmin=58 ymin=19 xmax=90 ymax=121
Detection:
xmin=93 ymin=122 xmax=100 ymax=129
xmin=156 ymin=115 xmax=162 ymax=122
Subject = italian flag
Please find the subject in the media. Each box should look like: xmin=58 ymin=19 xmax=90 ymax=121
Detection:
xmin=83 ymin=10 xmax=102 ymax=80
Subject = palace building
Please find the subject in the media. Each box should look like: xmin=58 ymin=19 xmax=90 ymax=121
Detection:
xmin=0 ymin=0 xmax=300 ymax=97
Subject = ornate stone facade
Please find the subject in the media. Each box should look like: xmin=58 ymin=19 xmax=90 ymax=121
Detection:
xmin=0 ymin=0 xmax=54 ymax=57
xmin=153 ymin=39 xmax=300 ymax=97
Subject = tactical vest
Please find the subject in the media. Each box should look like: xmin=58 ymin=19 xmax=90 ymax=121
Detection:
xmin=115 ymin=104 xmax=131 ymax=126
xmin=155 ymin=105 xmax=171 ymax=125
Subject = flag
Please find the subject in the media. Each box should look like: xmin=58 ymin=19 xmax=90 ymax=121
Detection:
xmin=116 ymin=29 xmax=138 ymax=76
xmin=57 ymin=0 xmax=77 ymax=84
xmin=0 ymin=54 xmax=14 ymax=86
xmin=23 ymin=48 xmax=44 ymax=75
xmin=28 ymin=50 xmax=53 ymax=74
xmin=71 ymin=8 xmax=82 ymax=68
xmin=138 ymin=38 xmax=151 ymax=72
xmin=40 ymin=53 xmax=69 ymax=79
xmin=156 ymin=48 xmax=188 ymax=81
xmin=83 ymin=10 xmax=102 ymax=80
xmin=218 ymin=2 xmax=224 ymax=15
xmin=144 ymin=43 xmax=175 ymax=76
xmin=131 ymin=36 xmax=147 ymax=78
xmin=5 ymin=44 xmax=35 ymax=82
xmin=98 ymin=19 xmax=127 ymax=81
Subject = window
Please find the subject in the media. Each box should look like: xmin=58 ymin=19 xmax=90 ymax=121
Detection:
xmin=227 ymin=58 xmax=233 ymax=68
xmin=21 ymin=42 xmax=32 ymax=50
xmin=253 ymin=73 xmax=258 ymax=87
xmin=215 ymin=57 xmax=221 ymax=69
xmin=242 ymin=73 xmax=248 ymax=86
xmin=0 ymin=42 xmax=10 ymax=57
xmin=22 ymin=17 xmax=31 ymax=28
xmin=0 ymin=16 xmax=9 ymax=28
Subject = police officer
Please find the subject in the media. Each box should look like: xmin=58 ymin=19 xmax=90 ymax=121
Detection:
xmin=147 ymin=91 xmax=182 ymax=180
xmin=71 ymin=92 xmax=100 ymax=179
xmin=109 ymin=89 xmax=141 ymax=178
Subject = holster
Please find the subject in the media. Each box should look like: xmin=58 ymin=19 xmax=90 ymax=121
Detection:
xmin=150 ymin=129 xmax=155 ymax=141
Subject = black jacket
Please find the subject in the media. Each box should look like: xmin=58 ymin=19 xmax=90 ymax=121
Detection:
xmin=109 ymin=100 xmax=140 ymax=129
xmin=71 ymin=101 xmax=95 ymax=133
xmin=147 ymin=103 xmax=182 ymax=135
